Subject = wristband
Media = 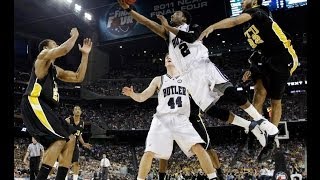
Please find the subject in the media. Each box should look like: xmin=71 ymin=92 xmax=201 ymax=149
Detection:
xmin=125 ymin=8 xmax=132 ymax=12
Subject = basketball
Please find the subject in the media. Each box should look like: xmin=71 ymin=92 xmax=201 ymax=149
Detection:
xmin=125 ymin=0 xmax=136 ymax=5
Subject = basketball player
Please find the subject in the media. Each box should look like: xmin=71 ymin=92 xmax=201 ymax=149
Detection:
xmin=65 ymin=105 xmax=92 ymax=180
xmin=20 ymin=27 xmax=92 ymax=180
xmin=117 ymin=0 xmax=278 ymax=150
xmin=122 ymin=53 xmax=218 ymax=180
xmin=199 ymin=0 xmax=298 ymax=161
xmin=158 ymin=109 xmax=225 ymax=180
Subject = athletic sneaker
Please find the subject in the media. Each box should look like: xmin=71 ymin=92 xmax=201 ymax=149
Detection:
xmin=256 ymin=118 xmax=279 ymax=136
xmin=257 ymin=135 xmax=277 ymax=162
xmin=216 ymin=168 xmax=224 ymax=180
xmin=274 ymin=135 xmax=280 ymax=148
xmin=248 ymin=121 xmax=267 ymax=147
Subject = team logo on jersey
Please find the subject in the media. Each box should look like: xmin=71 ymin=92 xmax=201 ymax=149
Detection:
xmin=103 ymin=4 xmax=137 ymax=37
xmin=275 ymin=171 xmax=288 ymax=180
xmin=177 ymin=79 xmax=182 ymax=83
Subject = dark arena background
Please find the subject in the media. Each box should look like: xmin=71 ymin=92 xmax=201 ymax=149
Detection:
xmin=14 ymin=0 xmax=307 ymax=179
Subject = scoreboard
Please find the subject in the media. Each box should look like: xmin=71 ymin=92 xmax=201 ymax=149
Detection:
xmin=230 ymin=0 xmax=284 ymax=17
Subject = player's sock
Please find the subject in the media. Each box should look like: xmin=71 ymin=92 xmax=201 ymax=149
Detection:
xmin=159 ymin=172 xmax=166 ymax=180
xmin=73 ymin=174 xmax=78 ymax=180
xmin=55 ymin=167 xmax=69 ymax=180
xmin=231 ymin=115 xmax=251 ymax=128
xmin=207 ymin=172 xmax=217 ymax=179
xmin=216 ymin=168 xmax=222 ymax=175
xmin=244 ymin=104 xmax=263 ymax=120
xmin=36 ymin=164 xmax=52 ymax=180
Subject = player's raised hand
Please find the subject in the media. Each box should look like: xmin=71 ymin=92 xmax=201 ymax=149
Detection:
xmin=78 ymin=38 xmax=92 ymax=54
xmin=118 ymin=0 xmax=129 ymax=9
xmin=198 ymin=25 xmax=214 ymax=41
xmin=157 ymin=15 xmax=169 ymax=26
xmin=122 ymin=86 xmax=134 ymax=97
xmin=70 ymin=28 xmax=79 ymax=38
xmin=242 ymin=70 xmax=251 ymax=82
xmin=83 ymin=143 xmax=92 ymax=149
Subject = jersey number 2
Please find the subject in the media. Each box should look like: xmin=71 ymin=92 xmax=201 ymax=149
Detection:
xmin=179 ymin=43 xmax=190 ymax=57
xmin=168 ymin=96 xmax=182 ymax=109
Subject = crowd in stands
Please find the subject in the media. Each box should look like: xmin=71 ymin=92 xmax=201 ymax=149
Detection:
xmin=14 ymin=137 xmax=307 ymax=179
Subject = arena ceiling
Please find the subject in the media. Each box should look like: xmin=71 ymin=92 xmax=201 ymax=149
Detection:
xmin=14 ymin=0 xmax=168 ymax=56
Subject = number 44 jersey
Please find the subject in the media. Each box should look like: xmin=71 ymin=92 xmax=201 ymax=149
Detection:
xmin=168 ymin=23 xmax=209 ymax=74
xmin=155 ymin=74 xmax=191 ymax=117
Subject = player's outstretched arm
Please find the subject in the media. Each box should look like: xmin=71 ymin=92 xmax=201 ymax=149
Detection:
xmin=55 ymin=38 xmax=92 ymax=83
xmin=122 ymin=76 xmax=160 ymax=102
xmin=198 ymin=13 xmax=252 ymax=41
xmin=42 ymin=28 xmax=79 ymax=60
xmin=117 ymin=0 xmax=167 ymax=39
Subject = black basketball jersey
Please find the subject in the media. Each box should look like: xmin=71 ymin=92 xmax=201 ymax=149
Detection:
xmin=23 ymin=64 xmax=59 ymax=108
xmin=70 ymin=117 xmax=84 ymax=143
xmin=242 ymin=6 xmax=293 ymax=57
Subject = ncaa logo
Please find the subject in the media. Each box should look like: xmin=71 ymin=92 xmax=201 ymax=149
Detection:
xmin=104 ymin=4 xmax=137 ymax=36
xmin=275 ymin=171 xmax=288 ymax=180
xmin=177 ymin=79 xmax=182 ymax=83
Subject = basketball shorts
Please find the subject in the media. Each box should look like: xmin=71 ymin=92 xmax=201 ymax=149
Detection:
xmin=20 ymin=96 xmax=71 ymax=149
xmin=190 ymin=115 xmax=212 ymax=150
xmin=72 ymin=143 xmax=80 ymax=163
xmin=183 ymin=59 xmax=229 ymax=111
xmin=251 ymin=52 xmax=292 ymax=100
xmin=145 ymin=114 xmax=205 ymax=160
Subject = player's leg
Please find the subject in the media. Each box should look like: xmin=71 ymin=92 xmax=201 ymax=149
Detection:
xmin=209 ymin=62 xmax=279 ymax=137
xmin=186 ymin=62 xmax=271 ymax=147
xmin=139 ymin=116 xmax=173 ymax=180
xmin=69 ymin=145 xmax=80 ymax=180
xmin=252 ymin=80 xmax=267 ymax=115
xmin=71 ymin=162 xmax=80 ymax=180
xmin=204 ymin=105 xmax=267 ymax=147
xmin=258 ymin=60 xmax=290 ymax=162
xmin=173 ymin=116 xmax=217 ymax=179
xmin=158 ymin=159 xmax=168 ymax=180
xmin=38 ymin=140 xmax=67 ymax=180
xmin=190 ymin=111 xmax=224 ymax=179
xmin=191 ymin=144 xmax=217 ymax=179
xmin=20 ymin=97 xmax=72 ymax=180
xmin=137 ymin=151 xmax=155 ymax=180
xmin=56 ymin=134 xmax=76 ymax=180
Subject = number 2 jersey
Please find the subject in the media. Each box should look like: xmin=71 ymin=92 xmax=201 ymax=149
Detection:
xmin=168 ymin=23 xmax=209 ymax=74
xmin=155 ymin=74 xmax=190 ymax=117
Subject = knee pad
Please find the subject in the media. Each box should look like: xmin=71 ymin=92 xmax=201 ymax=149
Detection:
xmin=205 ymin=106 xmax=229 ymax=122
xmin=224 ymin=86 xmax=247 ymax=106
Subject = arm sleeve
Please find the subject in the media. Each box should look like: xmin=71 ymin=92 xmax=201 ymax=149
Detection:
xmin=176 ymin=24 xmax=202 ymax=43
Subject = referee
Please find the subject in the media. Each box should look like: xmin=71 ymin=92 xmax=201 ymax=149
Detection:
xmin=23 ymin=137 xmax=44 ymax=180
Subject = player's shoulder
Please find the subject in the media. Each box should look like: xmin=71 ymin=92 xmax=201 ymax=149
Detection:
xmin=189 ymin=23 xmax=202 ymax=33
xmin=151 ymin=76 xmax=162 ymax=87
xmin=190 ymin=23 xmax=200 ymax=28
xmin=153 ymin=75 xmax=162 ymax=82
xmin=37 ymin=49 xmax=49 ymax=60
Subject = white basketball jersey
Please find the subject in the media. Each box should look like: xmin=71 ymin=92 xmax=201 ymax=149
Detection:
xmin=168 ymin=23 xmax=209 ymax=74
xmin=155 ymin=74 xmax=190 ymax=117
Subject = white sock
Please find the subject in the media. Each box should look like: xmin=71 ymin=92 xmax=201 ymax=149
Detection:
xmin=207 ymin=172 xmax=217 ymax=179
xmin=137 ymin=178 xmax=144 ymax=180
xmin=232 ymin=115 xmax=251 ymax=128
xmin=65 ymin=175 xmax=68 ymax=180
xmin=73 ymin=174 xmax=78 ymax=180
xmin=244 ymin=104 xmax=263 ymax=120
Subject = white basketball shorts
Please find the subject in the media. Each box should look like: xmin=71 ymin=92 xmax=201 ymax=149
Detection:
xmin=183 ymin=59 xmax=229 ymax=111
xmin=145 ymin=114 xmax=205 ymax=160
